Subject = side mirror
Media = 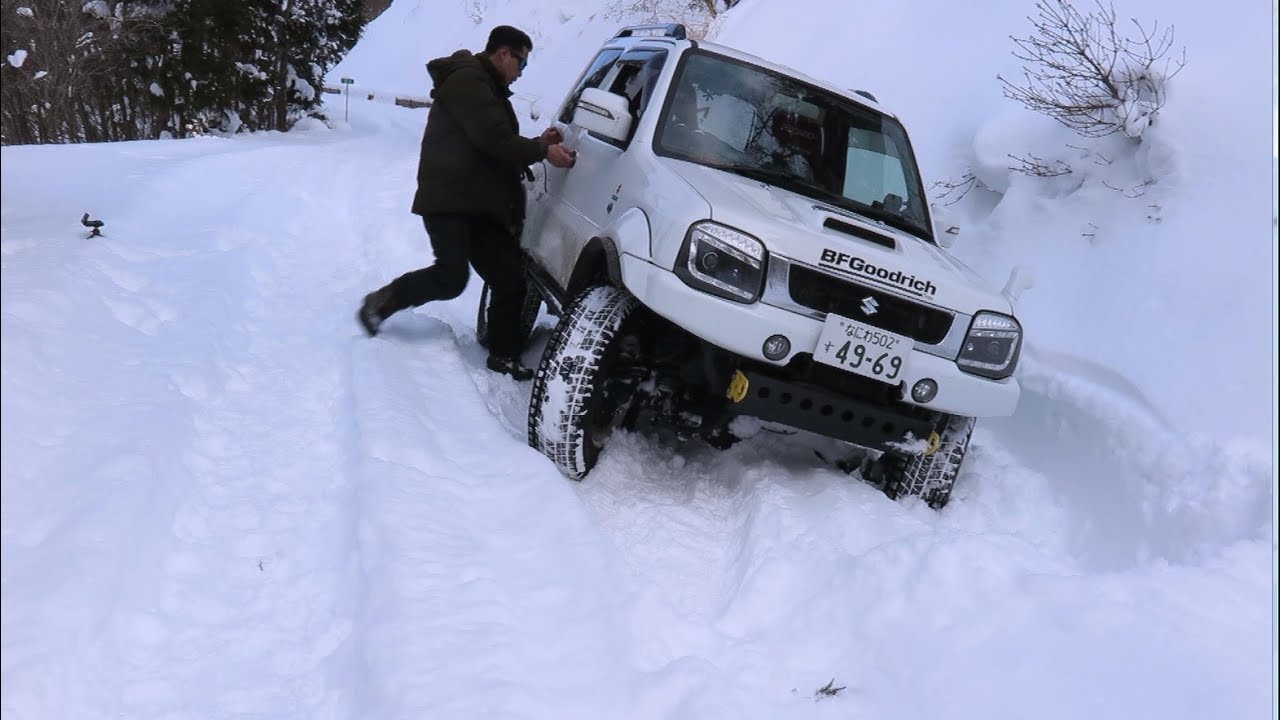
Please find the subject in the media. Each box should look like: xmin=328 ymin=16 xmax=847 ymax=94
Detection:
xmin=573 ymin=87 xmax=632 ymax=142
xmin=929 ymin=204 xmax=960 ymax=249
xmin=934 ymin=221 xmax=960 ymax=249
xmin=1002 ymin=265 xmax=1035 ymax=304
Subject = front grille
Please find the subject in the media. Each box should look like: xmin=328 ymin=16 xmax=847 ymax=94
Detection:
xmin=788 ymin=265 xmax=952 ymax=344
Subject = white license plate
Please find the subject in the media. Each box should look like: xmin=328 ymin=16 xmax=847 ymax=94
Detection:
xmin=813 ymin=313 xmax=913 ymax=383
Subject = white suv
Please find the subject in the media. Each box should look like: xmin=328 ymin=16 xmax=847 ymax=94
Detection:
xmin=487 ymin=24 xmax=1026 ymax=507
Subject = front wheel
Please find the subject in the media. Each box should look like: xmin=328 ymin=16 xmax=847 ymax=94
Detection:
xmin=876 ymin=415 xmax=976 ymax=509
xmin=527 ymin=285 xmax=639 ymax=479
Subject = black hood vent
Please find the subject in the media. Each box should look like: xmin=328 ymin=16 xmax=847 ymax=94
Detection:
xmin=822 ymin=217 xmax=896 ymax=250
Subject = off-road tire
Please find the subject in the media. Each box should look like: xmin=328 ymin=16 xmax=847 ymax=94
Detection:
xmin=476 ymin=281 xmax=541 ymax=350
xmin=879 ymin=415 xmax=976 ymax=509
xmin=527 ymin=285 xmax=638 ymax=479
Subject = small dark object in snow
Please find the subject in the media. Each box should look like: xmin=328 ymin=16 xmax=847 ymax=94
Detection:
xmin=81 ymin=212 xmax=104 ymax=238
xmin=815 ymin=679 xmax=846 ymax=700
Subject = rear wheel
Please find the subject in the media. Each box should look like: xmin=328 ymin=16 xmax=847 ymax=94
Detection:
xmin=476 ymin=281 xmax=541 ymax=350
xmin=875 ymin=415 xmax=976 ymax=509
xmin=527 ymin=285 xmax=639 ymax=479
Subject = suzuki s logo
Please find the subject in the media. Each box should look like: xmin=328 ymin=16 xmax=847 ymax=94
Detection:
xmin=860 ymin=296 xmax=880 ymax=315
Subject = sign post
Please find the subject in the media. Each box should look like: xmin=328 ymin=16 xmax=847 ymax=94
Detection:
xmin=340 ymin=77 xmax=354 ymax=121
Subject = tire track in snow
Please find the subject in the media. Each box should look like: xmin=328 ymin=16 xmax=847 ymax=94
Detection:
xmin=5 ymin=104 xmax=1267 ymax=719
xmin=336 ymin=113 xmax=639 ymax=717
xmin=56 ymin=131 xmax=403 ymax=719
xmin=981 ymin=351 xmax=1272 ymax=570
xmin=344 ymin=323 xmax=639 ymax=719
xmin=436 ymin=304 xmax=1268 ymax=716
xmin=394 ymin=296 xmax=1060 ymax=715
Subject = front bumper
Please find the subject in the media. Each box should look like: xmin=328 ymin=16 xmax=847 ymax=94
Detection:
xmin=728 ymin=364 xmax=937 ymax=452
xmin=619 ymin=253 xmax=1020 ymax=419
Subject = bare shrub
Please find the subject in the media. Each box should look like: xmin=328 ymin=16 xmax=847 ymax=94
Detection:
xmin=997 ymin=0 xmax=1185 ymax=140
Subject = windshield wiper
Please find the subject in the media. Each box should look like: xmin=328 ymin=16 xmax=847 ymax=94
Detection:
xmin=840 ymin=200 xmax=904 ymax=228
xmin=845 ymin=202 xmax=931 ymax=241
xmin=801 ymin=186 xmax=929 ymax=241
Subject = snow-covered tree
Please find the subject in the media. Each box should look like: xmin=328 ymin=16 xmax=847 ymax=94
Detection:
xmin=263 ymin=0 xmax=365 ymax=130
xmin=161 ymin=0 xmax=364 ymax=135
xmin=0 ymin=0 xmax=366 ymax=144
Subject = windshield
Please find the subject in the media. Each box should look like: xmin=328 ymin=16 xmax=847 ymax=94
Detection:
xmin=654 ymin=51 xmax=932 ymax=240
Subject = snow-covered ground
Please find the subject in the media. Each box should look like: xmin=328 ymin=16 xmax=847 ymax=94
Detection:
xmin=2 ymin=1 xmax=1274 ymax=718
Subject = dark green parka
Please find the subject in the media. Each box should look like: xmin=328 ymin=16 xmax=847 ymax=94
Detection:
xmin=410 ymin=50 xmax=547 ymax=228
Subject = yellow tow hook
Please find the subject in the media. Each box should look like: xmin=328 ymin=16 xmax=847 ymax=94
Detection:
xmin=726 ymin=370 xmax=749 ymax=403
xmin=923 ymin=431 xmax=942 ymax=456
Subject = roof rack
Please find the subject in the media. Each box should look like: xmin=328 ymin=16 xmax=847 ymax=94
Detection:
xmin=614 ymin=23 xmax=687 ymax=40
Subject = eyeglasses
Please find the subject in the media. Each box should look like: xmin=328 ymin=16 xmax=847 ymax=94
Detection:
xmin=511 ymin=50 xmax=528 ymax=71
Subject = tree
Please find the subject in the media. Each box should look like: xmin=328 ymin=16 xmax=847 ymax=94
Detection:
xmin=1 ymin=0 xmax=367 ymax=144
xmin=264 ymin=0 xmax=364 ymax=130
xmin=997 ymin=0 xmax=1185 ymax=140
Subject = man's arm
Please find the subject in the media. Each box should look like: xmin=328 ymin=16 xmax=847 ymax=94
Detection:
xmin=437 ymin=66 xmax=546 ymax=166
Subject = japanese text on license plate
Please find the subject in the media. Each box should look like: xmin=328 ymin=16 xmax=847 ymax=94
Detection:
xmin=813 ymin=314 xmax=913 ymax=383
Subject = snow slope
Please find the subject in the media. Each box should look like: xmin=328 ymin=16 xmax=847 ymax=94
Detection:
xmin=2 ymin=0 xmax=1274 ymax=718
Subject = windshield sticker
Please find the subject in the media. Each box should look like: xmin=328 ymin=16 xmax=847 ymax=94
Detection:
xmin=819 ymin=248 xmax=937 ymax=298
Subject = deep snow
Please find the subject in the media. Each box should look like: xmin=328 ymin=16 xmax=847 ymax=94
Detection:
xmin=2 ymin=0 xmax=1274 ymax=718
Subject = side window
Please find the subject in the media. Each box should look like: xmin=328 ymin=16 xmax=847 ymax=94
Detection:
xmin=558 ymin=49 xmax=623 ymax=124
xmin=607 ymin=49 xmax=668 ymax=123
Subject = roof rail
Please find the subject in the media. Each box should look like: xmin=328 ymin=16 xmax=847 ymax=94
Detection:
xmin=614 ymin=23 xmax=687 ymax=40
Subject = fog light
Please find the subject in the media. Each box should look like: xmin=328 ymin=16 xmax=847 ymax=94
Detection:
xmin=762 ymin=334 xmax=791 ymax=361
xmin=911 ymin=378 xmax=938 ymax=403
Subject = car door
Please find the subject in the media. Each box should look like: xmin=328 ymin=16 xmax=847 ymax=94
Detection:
xmin=523 ymin=48 xmax=622 ymax=289
xmin=527 ymin=46 xmax=668 ymax=290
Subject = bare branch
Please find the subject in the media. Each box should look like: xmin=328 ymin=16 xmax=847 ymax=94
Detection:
xmin=929 ymin=170 xmax=979 ymax=206
xmin=1101 ymin=177 xmax=1156 ymax=197
xmin=1008 ymin=153 xmax=1073 ymax=177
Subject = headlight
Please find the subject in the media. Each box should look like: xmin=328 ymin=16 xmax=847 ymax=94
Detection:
xmin=674 ymin=221 xmax=767 ymax=303
xmin=957 ymin=311 xmax=1022 ymax=379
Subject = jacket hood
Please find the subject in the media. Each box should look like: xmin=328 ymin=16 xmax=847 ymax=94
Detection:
xmin=426 ymin=50 xmax=509 ymax=96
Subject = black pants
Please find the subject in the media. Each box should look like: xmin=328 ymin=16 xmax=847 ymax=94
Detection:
xmin=384 ymin=213 xmax=528 ymax=356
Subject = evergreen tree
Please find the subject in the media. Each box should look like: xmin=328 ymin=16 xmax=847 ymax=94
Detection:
xmin=164 ymin=0 xmax=364 ymax=134
xmin=2 ymin=0 xmax=366 ymax=144
xmin=270 ymin=0 xmax=365 ymax=129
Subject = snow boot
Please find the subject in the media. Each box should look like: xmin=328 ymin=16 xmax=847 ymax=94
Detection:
xmin=486 ymin=354 xmax=534 ymax=381
xmin=357 ymin=287 xmax=394 ymax=337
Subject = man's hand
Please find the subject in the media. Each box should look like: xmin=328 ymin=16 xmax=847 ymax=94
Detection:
xmin=546 ymin=144 xmax=576 ymax=169
xmin=538 ymin=126 xmax=565 ymax=147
